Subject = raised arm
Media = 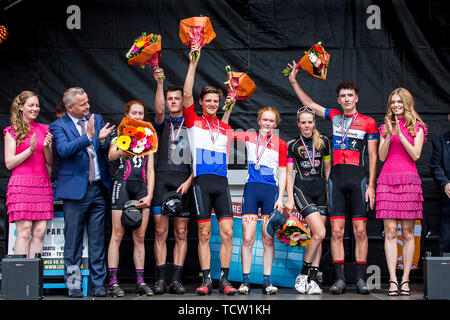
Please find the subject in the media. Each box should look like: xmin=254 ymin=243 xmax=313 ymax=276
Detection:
xmin=287 ymin=61 xmax=326 ymax=119
xmin=183 ymin=46 xmax=201 ymax=108
xmin=220 ymin=96 xmax=236 ymax=124
xmin=154 ymin=68 xmax=166 ymax=125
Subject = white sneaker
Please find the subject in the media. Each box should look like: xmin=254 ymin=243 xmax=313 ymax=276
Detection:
xmin=238 ymin=282 xmax=250 ymax=295
xmin=262 ymin=283 xmax=278 ymax=295
xmin=295 ymin=274 xmax=308 ymax=293
xmin=306 ymin=280 xmax=323 ymax=295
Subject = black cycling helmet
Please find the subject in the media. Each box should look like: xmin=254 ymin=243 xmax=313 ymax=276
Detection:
xmin=161 ymin=191 xmax=183 ymax=217
xmin=121 ymin=200 xmax=143 ymax=230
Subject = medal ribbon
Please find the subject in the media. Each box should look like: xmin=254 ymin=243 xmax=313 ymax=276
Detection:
xmin=170 ymin=118 xmax=185 ymax=143
xmin=202 ymin=116 xmax=220 ymax=147
xmin=299 ymin=135 xmax=315 ymax=171
xmin=340 ymin=113 xmax=358 ymax=144
xmin=255 ymin=133 xmax=273 ymax=165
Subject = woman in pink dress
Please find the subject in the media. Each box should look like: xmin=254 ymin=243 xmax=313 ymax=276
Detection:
xmin=4 ymin=91 xmax=54 ymax=258
xmin=376 ymin=88 xmax=427 ymax=296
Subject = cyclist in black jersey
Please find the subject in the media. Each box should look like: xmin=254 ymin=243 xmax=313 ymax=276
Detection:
xmin=287 ymin=62 xmax=378 ymax=295
xmin=285 ymin=107 xmax=331 ymax=295
xmin=150 ymin=68 xmax=194 ymax=294
xmin=107 ymin=100 xmax=155 ymax=297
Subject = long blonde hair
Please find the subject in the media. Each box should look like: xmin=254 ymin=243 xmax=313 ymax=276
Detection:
xmin=384 ymin=88 xmax=426 ymax=137
xmin=10 ymin=91 xmax=38 ymax=146
xmin=297 ymin=109 xmax=325 ymax=150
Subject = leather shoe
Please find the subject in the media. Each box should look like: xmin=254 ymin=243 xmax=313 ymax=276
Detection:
xmin=68 ymin=288 xmax=83 ymax=298
xmin=92 ymin=286 xmax=107 ymax=297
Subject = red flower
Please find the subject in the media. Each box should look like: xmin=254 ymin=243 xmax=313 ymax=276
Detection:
xmin=134 ymin=130 xmax=145 ymax=140
xmin=313 ymin=44 xmax=323 ymax=54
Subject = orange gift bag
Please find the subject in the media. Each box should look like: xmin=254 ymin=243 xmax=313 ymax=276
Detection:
xmin=126 ymin=33 xmax=163 ymax=73
xmin=179 ymin=16 xmax=216 ymax=61
xmin=283 ymin=41 xmax=330 ymax=80
xmin=223 ymin=65 xmax=256 ymax=110
xmin=276 ymin=213 xmax=312 ymax=248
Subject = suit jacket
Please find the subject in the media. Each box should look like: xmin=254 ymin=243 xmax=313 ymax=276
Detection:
xmin=49 ymin=113 xmax=111 ymax=200
xmin=430 ymin=130 xmax=450 ymax=192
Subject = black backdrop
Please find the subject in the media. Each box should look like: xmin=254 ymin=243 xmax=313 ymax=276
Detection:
xmin=0 ymin=0 xmax=449 ymax=283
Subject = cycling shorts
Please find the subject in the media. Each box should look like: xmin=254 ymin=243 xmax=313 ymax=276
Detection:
xmin=193 ymin=174 xmax=233 ymax=223
xmin=111 ymin=180 xmax=148 ymax=210
xmin=327 ymin=164 xmax=368 ymax=220
xmin=293 ymin=178 xmax=328 ymax=219
xmin=241 ymin=182 xmax=278 ymax=224
xmin=151 ymin=172 xmax=194 ymax=218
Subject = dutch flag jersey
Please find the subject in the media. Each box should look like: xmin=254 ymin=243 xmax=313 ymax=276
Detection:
xmin=184 ymin=103 xmax=233 ymax=177
xmin=233 ymin=131 xmax=287 ymax=186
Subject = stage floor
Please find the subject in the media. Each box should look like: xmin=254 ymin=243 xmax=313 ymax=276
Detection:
xmin=39 ymin=281 xmax=425 ymax=300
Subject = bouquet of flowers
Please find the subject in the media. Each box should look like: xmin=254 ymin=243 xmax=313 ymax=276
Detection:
xmin=0 ymin=25 xmax=8 ymax=44
xmin=179 ymin=16 xmax=216 ymax=61
xmin=276 ymin=213 xmax=312 ymax=248
xmin=223 ymin=65 xmax=256 ymax=111
xmin=112 ymin=118 xmax=158 ymax=157
xmin=282 ymin=41 xmax=330 ymax=80
xmin=126 ymin=32 xmax=164 ymax=77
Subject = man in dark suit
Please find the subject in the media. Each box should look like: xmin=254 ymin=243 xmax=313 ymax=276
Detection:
xmin=50 ymin=87 xmax=114 ymax=297
xmin=430 ymin=113 xmax=450 ymax=255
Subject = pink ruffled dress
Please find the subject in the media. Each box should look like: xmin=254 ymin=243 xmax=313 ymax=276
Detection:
xmin=376 ymin=118 xmax=427 ymax=220
xmin=3 ymin=122 xmax=53 ymax=223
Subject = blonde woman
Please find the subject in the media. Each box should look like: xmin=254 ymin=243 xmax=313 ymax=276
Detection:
xmin=285 ymin=107 xmax=331 ymax=295
xmin=376 ymin=88 xmax=427 ymax=296
xmin=3 ymin=91 xmax=53 ymax=258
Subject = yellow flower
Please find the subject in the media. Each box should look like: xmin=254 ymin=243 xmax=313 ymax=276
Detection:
xmin=136 ymin=127 xmax=146 ymax=133
xmin=117 ymin=135 xmax=131 ymax=151
xmin=135 ymin=40 xmax=146 ymax=48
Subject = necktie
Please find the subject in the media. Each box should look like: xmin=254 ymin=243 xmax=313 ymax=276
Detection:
xmin=78 ymin=119 xmax=96 ymax=183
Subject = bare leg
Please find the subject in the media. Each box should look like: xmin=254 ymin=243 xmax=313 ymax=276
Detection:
xmin=107 ymin=210 xmax=125 ymax=268
xmin=28 ymin=220 xmax=48 ymax=258
xmin=197 ymin=221 xmax=211 ymax=270
xmin=240 ymin=215 xmax=257 ymax=274
xmin=132 ymin=209 xmax=150 ymax=270
xmin=383 ymin=219 xmax=398 ymax=292
xmin=173 ymin=217 xmax=189 ymax=267
xmin=14 ymin=220 xmax=32 ymax=256
xmin=400 ymin=219 xmax=416 ymax=293
xmin=153 ymin=214 xmax=169 ymax=266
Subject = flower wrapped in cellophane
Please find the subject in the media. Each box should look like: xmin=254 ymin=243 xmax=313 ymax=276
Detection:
xmin=283 ymin=41 xmax=330 ymax=80
xmin=276 ymin=213 xmax=312 ymax=248
xmin=126 ymin=32 xmax=164 ymax=77
xmin=179 ymin=16 xmax=216 ymax=61
xmin=222 ymin=65 xmax=256 ymax=111
xmin=112 ymin=118 xmax=158 ymax=157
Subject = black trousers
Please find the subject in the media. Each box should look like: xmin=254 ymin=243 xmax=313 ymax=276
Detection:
xmin=440 ymin=194 xmax=450 ymax=254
